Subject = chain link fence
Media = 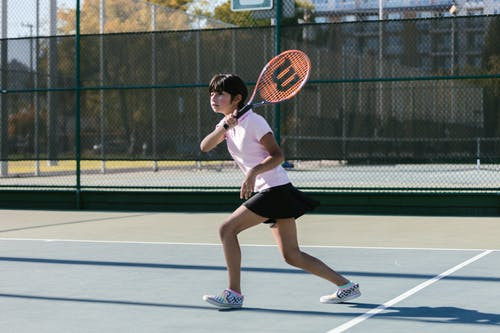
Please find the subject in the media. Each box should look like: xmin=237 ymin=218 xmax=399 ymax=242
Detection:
xmin=0 ymin=0 xmax=499 ymax=192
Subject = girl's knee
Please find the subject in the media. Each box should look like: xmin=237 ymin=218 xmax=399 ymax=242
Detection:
xmin=219 ymin=219 xmax=237 ymax=239
xmin=283 ymin=249 xmax=302 ymax=267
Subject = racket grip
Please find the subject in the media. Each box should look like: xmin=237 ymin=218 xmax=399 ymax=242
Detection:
xmin=236 ymin=104 xmax=252 ymax=119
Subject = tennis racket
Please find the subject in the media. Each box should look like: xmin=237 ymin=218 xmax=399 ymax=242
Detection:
xmin=235 ymin=49 xmax=311 ymax=119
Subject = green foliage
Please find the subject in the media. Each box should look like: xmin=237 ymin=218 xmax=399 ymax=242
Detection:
xmin=212 ymin=2 xmax=268 ymax=27
xmin=58 ymin=0 xmax=197 ymax=34
xmin=211 ymin=0 xmax=316 ymax=27
xmin=147 ymin=0 xmax=194 ymax=11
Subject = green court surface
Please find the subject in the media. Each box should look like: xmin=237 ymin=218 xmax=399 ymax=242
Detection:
xmin=0 ymin=210 xmax=499 ymax=332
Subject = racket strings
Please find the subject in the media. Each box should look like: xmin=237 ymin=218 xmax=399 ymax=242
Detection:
xmin=255 ymin=51 xmax=311 ymax=104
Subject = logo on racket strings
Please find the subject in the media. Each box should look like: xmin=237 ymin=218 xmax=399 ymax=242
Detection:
xmin=272 ymin=58 xmax=300 ymax=92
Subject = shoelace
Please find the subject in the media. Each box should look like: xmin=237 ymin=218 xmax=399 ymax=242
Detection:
xmin=337 ymin=284 xmax=358 ymax=298
xmin=217 ymin=290 xmax=242 ymax=304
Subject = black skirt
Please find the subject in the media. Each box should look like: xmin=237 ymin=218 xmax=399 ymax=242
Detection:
xmin=243 ymin=183 xmax=319 ymax=225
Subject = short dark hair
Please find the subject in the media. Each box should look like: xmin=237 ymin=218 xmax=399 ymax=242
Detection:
xmin=209 ymin=74 xmax=248 ymax=109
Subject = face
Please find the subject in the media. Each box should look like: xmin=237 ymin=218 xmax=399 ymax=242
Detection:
xmin=210 ymin=91 xmax=240 ymax=115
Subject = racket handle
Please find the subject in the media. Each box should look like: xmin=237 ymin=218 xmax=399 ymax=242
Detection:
xmin=235 ymin=104 xmax=252 ymax=119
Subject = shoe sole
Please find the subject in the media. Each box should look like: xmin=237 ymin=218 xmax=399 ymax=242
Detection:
xmin=203 ymin=296 xmax=243 ymax=309
xmin=320 ymin=291 xmax=361 ymax=304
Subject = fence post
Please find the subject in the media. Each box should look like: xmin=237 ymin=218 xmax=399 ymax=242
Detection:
xmin=274 ymin=0 xmax=282 ymax=145
xmin=47 ymin=0 xmax=58 ymax=166
xmin=0 ymin=0 xmax=8 ymax=177
xmin=34 ymin=0 xmax=40 ymax=176
xmin=75 ymin=0 xmax=82 ymax=208
xmin=151 ymin=3 xmax=158 ymax=172
xmin=99 ymin=0 xmax=107 ymax=173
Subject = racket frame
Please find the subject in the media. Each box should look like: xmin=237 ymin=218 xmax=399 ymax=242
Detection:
xmin=235 ymin=50 xmax=311 ymax=119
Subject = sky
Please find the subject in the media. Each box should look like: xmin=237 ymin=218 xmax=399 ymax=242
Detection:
xmin=1 ymin=0 xmax=73 ymax=65
xmin=3 ymin=0 xmax=226 ymax=38
xmin=2 ymin=0 xmax=74 ymax=38
xmin=3 ymin=0 xmax=226 ymax=65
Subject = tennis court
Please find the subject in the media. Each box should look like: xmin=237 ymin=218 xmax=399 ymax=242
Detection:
xmin=1 ymin=209 xmax=499 ymax=332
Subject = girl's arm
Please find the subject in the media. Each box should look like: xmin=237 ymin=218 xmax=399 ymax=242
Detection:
xmin=240 ymin=132 xmax=284 ymax=199
xmin=199 ymin=126 xmax=226 ymax=152
xmin=200 ymin=113 xmax=238 ymax=152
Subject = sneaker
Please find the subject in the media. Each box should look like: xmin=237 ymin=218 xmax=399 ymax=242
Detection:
xmin=203 ymin=289 xmax=244 ymax=308
xmin=320 ymin=283 xmax=361 ymax=304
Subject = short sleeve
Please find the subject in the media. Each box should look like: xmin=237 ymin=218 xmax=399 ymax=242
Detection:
xmin=251 ymin=113 xmax=273 ymax=141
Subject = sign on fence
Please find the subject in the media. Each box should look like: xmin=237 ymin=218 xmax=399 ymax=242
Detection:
xmin=231 ymin=0 xmax=273 ymax=11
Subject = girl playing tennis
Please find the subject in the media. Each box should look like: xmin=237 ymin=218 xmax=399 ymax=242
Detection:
xmin=200 ymin=74 xmax=360 ymax=308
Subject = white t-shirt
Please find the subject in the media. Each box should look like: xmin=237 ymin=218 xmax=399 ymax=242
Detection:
xmin=217 ymin=110 xmax=290 ymax=192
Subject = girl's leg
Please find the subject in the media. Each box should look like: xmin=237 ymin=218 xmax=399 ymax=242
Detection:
xmin=271 ymin=218 xmax=350 ymax=286
xmin=219 ymin=205 xmax=267 ymax=294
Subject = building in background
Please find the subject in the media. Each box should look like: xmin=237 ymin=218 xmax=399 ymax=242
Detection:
xmin=309 ymin=0 xmax=499 ymax=71
xmin=311 ymin=0 xmax=499 ymax=21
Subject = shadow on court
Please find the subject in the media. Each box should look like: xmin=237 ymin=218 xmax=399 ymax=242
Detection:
xmin=0 ymin=292 xmax=345 ymax=317
xmin=347 ymin=303 xmax=500 ymax=326
xmin=1 ymin=292 xmax=498 ymax=327
xmin=2 ymin=256 xmax=500 ymax=283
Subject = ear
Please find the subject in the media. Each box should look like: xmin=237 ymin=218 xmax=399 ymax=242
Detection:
xmin=232 ymin=94 xmax=242 ymax=106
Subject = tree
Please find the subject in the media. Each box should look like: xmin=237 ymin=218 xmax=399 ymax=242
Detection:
xmin=54 ymin=0 xmax=211 ymax=157
xmin=58 ymin=0 xmax=197 ymax=34
xmin=212 ymin=1 xmax=268 ymax=27
xmin=211 ymin=0 xmax=315 ymax=27
xmin=149 ymin=0 xmax=193 ymax=11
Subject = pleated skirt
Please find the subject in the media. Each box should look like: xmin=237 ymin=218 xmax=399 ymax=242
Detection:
xmin=243 ymin=183 xmax=319 ymax=225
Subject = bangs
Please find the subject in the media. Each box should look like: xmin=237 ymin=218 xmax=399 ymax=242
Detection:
xmin=208 ymin=74 xmax=248 ymax=108
xmin=208 ymin=74 xmax=228 ymax=94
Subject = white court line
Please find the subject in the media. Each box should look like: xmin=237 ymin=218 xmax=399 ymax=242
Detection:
xmin=326 ymin=250 xmax=494 ymax=333
xmin=0 ymin=237 xmax=498 ymax=252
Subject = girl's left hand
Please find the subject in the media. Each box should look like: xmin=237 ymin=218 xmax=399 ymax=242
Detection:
xmin=240 ymin=171 xmax=256 ymax=199
xmin=224 ymin=111 xmax=238 ymax=129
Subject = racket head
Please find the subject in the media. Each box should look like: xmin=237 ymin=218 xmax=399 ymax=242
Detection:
xmin=250 ymin=49 xmax=311 ymax=105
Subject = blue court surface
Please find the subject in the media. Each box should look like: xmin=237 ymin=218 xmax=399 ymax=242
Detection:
xmin=0 ymin=210 xmax=499 ymax=333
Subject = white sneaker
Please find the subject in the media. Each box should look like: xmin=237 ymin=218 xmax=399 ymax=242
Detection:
xmin=320 ymin=283 xmax=361 ymax=304
xmin=203 ymin=289 xmax=244 ymax=308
